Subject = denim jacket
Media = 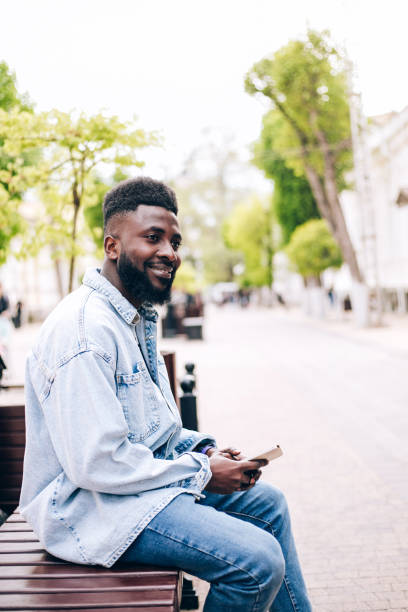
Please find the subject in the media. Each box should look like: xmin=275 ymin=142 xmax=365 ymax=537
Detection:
xmin=19 ymin=268 xmax=214 ymax=567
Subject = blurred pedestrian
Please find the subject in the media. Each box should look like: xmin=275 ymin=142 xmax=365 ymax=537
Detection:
xmin=11 ymin=301 xmax=23 ymax=329
xmin=0 ymin=283 xmax=10 ymax=316
xmin=0 ymin=310 xmax=13 ymax=366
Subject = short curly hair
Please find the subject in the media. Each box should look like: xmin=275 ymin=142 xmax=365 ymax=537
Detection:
xmin=103 ymin=176 xmax=178 ymax=230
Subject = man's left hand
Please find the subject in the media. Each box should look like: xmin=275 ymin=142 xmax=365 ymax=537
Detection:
xmin=205 ymin=447 xmax=265 ymax=490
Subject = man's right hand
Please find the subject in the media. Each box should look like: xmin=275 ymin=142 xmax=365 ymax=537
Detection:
xmin=205 ymin=452 xmax=267 ymax=494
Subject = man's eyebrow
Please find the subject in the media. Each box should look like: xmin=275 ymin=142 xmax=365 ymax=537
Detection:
xmin=145 ymin=226 xmax=182 ymax=239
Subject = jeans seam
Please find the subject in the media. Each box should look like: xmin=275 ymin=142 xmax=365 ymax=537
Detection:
xmin=226 ymin=510 xmax=273 ymax=529
xmin=269 ymin=523 xmax=298 ymax=612
xmin=281 ymin=575 xmax=299 ymax=612
xmin=227 ymin=511 xmax=298 ymax=612
xmin=144 ymin=523 xmax=265 ymax=611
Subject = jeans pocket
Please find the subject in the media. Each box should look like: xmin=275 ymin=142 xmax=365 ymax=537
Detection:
xmin=117 ymin=362 xmax=160 ymax=441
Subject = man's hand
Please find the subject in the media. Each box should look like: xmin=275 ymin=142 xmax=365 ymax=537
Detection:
xmin=218 ymin=446 xmax=245 ymax=461
xmin=204 ymin=452 xmax=268 ymax=494
xmin=205 ymin=446 xmax=245 ymax=461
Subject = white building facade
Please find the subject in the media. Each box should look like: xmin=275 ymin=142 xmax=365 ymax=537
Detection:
xmin=341 ymin=105 xmax=408 ymax=312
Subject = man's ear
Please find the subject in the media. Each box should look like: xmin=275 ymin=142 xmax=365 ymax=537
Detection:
xmin=104 ymin=234 xmax=120 ymax=261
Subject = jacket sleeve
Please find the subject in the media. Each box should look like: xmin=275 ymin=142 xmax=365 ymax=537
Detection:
xmin=173 ymin=429 xmax=217 ymax=456
xmin=38 ymin=348 xmax=212 ymax=495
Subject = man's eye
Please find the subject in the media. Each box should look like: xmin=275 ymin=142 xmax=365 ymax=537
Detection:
xmin=146 ymin=234 xmax=159 ymax=242
xmin=171 ymin=240 xmax=181 ymax=251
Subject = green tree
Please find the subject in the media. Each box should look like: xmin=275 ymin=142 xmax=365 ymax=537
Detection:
xmin=0 ymin=61 xmax=32 ymax=112
xmin=0 ymin=109 xmax=156 ymax=291
xmin=82 ymin=177 xmax=110 ymax=255
xmin=245 ymin=29 xmax=363 ymax=283
xmin=253 ymin=112 xmax=320 ymax=244
xmin=223 ymin=196 xmax=277 ymax=287
xmin=0 ymin=62 xmax=34 ymax=264
xmin=285 ymin=219 xmax=342 ymax=282
xmin=83 ymin=170 xmax=130 ymax=257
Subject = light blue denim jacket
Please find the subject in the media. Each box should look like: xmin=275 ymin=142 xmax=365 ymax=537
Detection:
xmin=19 ymin=268 xmax=214 ymax=567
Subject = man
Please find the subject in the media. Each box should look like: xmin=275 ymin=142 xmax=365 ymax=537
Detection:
xmin=20 ymin=177 xmax=311 ymax=611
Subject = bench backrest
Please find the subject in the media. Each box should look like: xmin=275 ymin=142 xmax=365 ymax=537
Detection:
xmin=0 ymin=403 xmax=25 ymax=514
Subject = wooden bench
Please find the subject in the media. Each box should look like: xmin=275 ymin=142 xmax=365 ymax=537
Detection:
xmin=0 ymin=511 xmax=182 ymax=611
xmin=0 ymin=352 xmax=189 ymax=611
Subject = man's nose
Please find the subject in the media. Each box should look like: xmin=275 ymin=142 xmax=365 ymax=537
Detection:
xmin=157 ymin=241 xmax=177 ymax=261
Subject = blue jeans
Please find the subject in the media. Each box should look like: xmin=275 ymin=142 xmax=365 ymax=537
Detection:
xmin=119 ymin=482 xmax=312 ymax=611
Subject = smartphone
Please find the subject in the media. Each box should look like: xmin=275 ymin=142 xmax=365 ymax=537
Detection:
xmin=250 ymin=445 xmax=283 ymax=462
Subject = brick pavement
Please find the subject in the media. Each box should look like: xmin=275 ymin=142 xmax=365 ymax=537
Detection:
xmin=160 ymin=306 xmax=408 ymax=611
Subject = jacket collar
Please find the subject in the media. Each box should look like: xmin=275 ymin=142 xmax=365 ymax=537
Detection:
xmin=82 ymin=268 xmax=158 ymax=324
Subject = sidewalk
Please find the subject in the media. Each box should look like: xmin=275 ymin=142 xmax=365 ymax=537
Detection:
xmin=273 ymin=306 xmax=408 ymax=359
xmin=161 ymin=305 xmax=408 ymax=612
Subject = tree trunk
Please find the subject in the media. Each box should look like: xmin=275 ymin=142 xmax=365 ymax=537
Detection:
xmin=266 ymin=209 xmax=274 ymax=289
xmin=302 ymin=156 xmax=364 ymax=283
xmin=267 ymin=96 xmax=365 ymax=289
xmin=49 ymin=242 xmax=65 ymax=298
xmin=54 ymin=258 xmax=65 ymax=299
xmin=313 ymin=125 xmax=364 ymax=284
xmin=68 ymin=184 xmax=81 ymax=294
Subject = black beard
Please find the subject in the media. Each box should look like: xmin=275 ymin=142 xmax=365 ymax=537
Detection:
xmin=117 ymin=251 xmax=174 ymax=306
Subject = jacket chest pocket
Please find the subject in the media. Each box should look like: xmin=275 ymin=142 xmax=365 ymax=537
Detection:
xmin=116 ymin=363 xmax=160 ymax=442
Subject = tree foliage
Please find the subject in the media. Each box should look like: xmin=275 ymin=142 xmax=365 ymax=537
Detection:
xmin=0 ymin=61 xmax=34 ymax=264
xmin=254 ymin=111 xmax=320 ymax=244
xmin=245 ymin=30 xmax=363 ymax=282
xmin=0 ymin=62 xmax=31 ymax=112
xmin=0 ymin=108 xmax=156 ymax=290
xmin=223 ymin=196 xmax=277 ymax=287
xmin=285 ymin=219 xmax=342 ymax=280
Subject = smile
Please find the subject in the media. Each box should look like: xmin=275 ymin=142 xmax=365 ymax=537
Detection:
xmin=146 ymin=263 xmax=173 ymax=279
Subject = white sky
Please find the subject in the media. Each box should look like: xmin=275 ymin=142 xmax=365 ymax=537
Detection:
xmin=1 ymin=0 xmax=407 ymax=179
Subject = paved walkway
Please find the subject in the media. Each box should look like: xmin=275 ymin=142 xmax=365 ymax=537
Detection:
xmin=161 ymin=306 xmax=408 ymax=612
xmin=4 ymin=305 xmax=408 ymax=611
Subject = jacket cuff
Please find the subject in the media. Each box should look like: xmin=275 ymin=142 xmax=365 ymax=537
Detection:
xmin=179 ymin=451 xmax=212 ymax=496
xmin=174 ymin=433 xmax=217 ymax=456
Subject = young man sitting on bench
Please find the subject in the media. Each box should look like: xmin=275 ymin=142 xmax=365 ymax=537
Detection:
xmin=20 ymin=177 xmax=311 ymax=612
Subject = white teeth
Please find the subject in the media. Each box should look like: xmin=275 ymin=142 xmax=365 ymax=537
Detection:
xmin=149 ymin=265 xmax=172 ymax=273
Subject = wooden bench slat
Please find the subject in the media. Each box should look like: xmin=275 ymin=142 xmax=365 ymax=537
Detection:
xmin=0 ymin=514 xmax=25 ymax=522
xmin=0 ymin=589 xmax=176 ymax=605
xmin=0 ymin=432 xmax=26 ymax=445
xmin=11 ymin=604 xmax=174 ymax=612
xmin=0 ymin=473 xmax=24 ymax=487
xmin=0 ymin=566 xmax=179 ymax=578
xmin=0 ymin=460 xmax=24 ymax=474
xmin=0 ymin=553 xmax=68 ymax=564
xmin=0 ymin=544 xmax=46 ymax=553
xmin=0 ymin=576 xmax=177 ymax=590
xmin=0 ymin=446 xmax=25 ymax=460
xmin=0 ymin=404 xmax=25 ymax=416
xmin=0 ymin=532 xmax=39 ymax=542
xmin=0 ymin=524 xmax=32 ymax=532
xmin=0 ymin=418 xmax=25 ymax=431
xmin=5 ymin=603 xmax=175 ymax=612
xmin=0 ymin=487 xmax=22 ymax=500
xmin=0 ymin=581 xmax=175 ymax=604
